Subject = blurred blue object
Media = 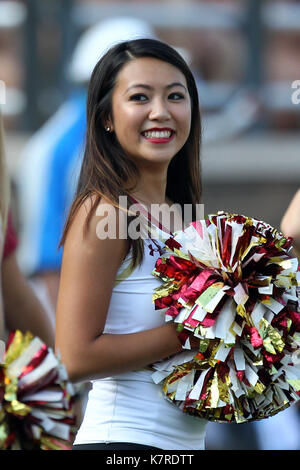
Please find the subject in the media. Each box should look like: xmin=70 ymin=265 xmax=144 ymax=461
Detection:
xmin=17 ymin=88 xmax=86 ymax=275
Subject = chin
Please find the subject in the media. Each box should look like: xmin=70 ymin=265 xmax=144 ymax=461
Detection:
xmin=130 ymin=151 xmax=175 ymax=166
xmin=143 ymin=154 xmax=175 ymax=165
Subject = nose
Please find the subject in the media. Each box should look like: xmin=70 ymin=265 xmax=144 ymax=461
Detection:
xmin=148 ymin=97 xmax=171 ymax=121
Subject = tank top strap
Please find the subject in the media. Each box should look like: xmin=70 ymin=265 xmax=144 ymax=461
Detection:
xmin=128 ymin=195 xmax=173 ymax=237
xmin=113 ymin=196 xmax=174 ymax=287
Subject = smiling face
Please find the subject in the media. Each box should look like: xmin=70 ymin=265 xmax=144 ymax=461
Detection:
xmin=108 ymin=57 xmax=192 ymax=169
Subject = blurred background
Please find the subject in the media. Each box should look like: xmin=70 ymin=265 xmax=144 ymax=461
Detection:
xmin=1 ymin=0 xmax=300 ymax=451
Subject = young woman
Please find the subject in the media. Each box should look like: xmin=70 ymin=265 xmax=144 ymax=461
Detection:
xmin=55 ymin=39 xmax=207 ymax=450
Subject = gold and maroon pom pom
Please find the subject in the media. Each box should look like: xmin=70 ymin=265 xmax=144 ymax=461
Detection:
xmin=152 ymin=212 xmax=300 ymax=423
xmin=0 ymin=330 xmax=76 ymax=449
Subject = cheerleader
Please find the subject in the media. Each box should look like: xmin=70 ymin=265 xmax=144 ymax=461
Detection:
xmin=55 ymin=39 xmax=206 ymax=450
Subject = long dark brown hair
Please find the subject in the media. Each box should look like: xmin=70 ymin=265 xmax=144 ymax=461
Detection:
xmin=60 ymin=38 xmax=202 ymax=268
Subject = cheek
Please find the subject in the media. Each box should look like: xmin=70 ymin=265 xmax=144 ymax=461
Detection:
xmin=112 ymin=96 xmax=137 ymax=150
xmin=114 ymin=107 xmax=144 ymax=137
xmin=113 ymin=111 xmax=145 ymax=156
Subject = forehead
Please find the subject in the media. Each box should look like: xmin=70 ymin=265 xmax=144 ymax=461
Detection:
xmin=114 ymin=56 xmax=188 ymax=90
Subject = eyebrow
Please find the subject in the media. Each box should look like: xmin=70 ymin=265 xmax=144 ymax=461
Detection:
xmin=125 ymin=82 xmax=188 ymax=94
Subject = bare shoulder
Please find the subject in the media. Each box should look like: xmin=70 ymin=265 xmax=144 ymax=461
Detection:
xmin=281 ymin=188 xmax=300 ymax=238
xmin=63 ymin=194 xmax=129 ymax=268
xmin=293 ymin=188 xmax=300 ymax=204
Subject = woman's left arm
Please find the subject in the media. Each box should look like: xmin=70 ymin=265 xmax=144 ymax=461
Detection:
xmin=281 ymin=188 xmax=300 ymax=258
xmin=2 ymin=252 xmax=55 ymax=348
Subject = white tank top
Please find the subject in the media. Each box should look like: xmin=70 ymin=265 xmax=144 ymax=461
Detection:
xmin=74 ymin=200 xmax=207 ymax=450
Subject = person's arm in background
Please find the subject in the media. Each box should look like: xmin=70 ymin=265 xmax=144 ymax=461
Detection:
xmin=38 ymin=271 xmax=60 ymax=311
xmin=280 ymin=188 xmax=300 ymax=259
xmin=2 ymin=253 xmax=55 ymax=348
xmin=2 ymin=212 xmax=55 ymax=347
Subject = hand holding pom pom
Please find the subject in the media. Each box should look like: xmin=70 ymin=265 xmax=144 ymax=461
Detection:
xmin=151 ymin=212 xmax=300 ymax=423
xmin=0 ymin=330 xmax=76 ymax=449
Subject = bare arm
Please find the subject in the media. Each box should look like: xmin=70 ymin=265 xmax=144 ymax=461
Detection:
xmin=281 ymin=188 xmax=300 ymax=258
xmin=2 ymin=252 xmax=55 ymax=348
xmin=55 ymin=198 xmax=183 ymax=383
xmin=38 ymin=271 xmax=60 ymax=312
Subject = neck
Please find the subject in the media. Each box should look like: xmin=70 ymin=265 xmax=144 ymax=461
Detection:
xmin=130 ymin=169 xmax=168 ymax=206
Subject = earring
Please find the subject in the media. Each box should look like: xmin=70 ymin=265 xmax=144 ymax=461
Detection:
xmin=105 ymin=126 xmax=111 ymax=132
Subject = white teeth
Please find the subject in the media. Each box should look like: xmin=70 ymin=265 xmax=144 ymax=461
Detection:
xmin=143 ymin=130 xmax=172 ymax=138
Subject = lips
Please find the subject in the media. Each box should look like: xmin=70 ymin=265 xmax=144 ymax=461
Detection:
xmin=141 ymin=127 xmax=175 ymax=142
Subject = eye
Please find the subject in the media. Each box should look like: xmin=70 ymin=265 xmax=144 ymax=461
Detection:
xmin=168 ymin=92 xmax=185 ymax=100
xmin=129 ymin=93 xmax=148 ymax=102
